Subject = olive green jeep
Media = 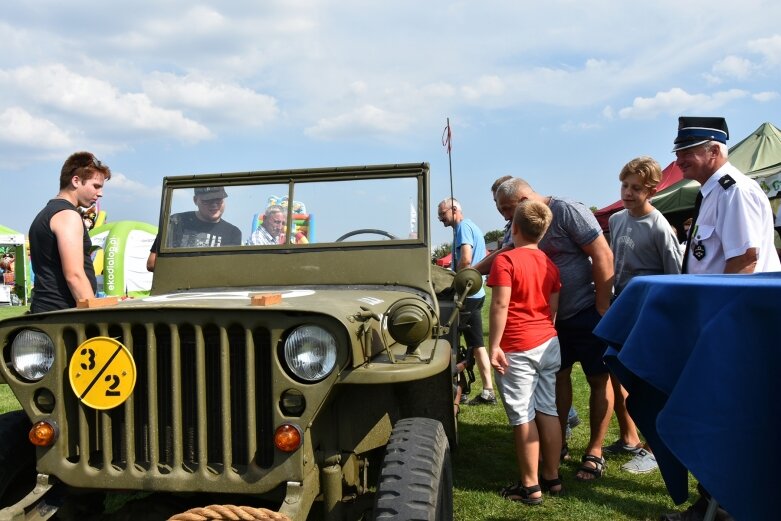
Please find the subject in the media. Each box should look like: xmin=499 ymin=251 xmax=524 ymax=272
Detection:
xmin=0 ymin=163 xmax=481 ymax=520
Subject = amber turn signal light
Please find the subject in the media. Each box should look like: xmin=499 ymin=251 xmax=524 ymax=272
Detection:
xmin=274 ymin=423 xmax=302 ymax=452
xmin=29 ymin=420 xmax=58 ymax=447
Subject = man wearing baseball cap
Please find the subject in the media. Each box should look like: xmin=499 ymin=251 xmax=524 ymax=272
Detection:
xmin=167 ymin=186 xmax=241 ymax=249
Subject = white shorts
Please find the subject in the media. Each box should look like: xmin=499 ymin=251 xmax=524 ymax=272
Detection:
xmin=496 ymin=337 xmax=561 ymax=426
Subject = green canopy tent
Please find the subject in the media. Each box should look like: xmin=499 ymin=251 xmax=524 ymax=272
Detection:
xmin=651 ymin=122 xmax=781 ymax=232
xmin=0 ymin=224 xmax=31 ymax=305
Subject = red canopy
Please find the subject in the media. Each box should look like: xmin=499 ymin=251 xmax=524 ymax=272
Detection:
xmin=594 ymin=161 xmax=683 ymax=232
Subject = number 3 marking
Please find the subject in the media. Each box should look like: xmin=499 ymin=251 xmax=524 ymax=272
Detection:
xmin=80 ymin=348 xmax=96 ymax=371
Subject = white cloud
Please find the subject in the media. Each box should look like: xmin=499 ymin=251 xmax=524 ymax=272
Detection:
xmin=0 ymin=107 xmax=72 ymax=148
xmin=747 ymin=34 xmax=781 ymax=66
xmin=143 ymin=73 xmax=279 ymax=127
xmin=618 ymin=87 xmax=748 ymax=119
xmin=461 ymin=76 xmax=506 ymax=101
xmin=753 ymin=91 xmax=779 ymax=102
xmin=0 ymin=64 xmax=212 ymax=142
xmin=712 ymin=55 xmax=754 ymax=80
xmin=560 ymin=120 xmax=601 ymax=132
xmin=304 ymin=105 xmax=412 ymax=140
xmin=105 ymin=172 xmax=159 ymax=200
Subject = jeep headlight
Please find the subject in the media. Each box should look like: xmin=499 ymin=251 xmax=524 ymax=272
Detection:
xmin=11 ymin=329 xmax=55 ymax=381
xmin=283 ymin=325 xmax=337 ymax=382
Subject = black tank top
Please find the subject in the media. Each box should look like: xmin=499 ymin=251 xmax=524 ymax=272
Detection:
xmin=29 ymin=198 xmax=96 ymax=313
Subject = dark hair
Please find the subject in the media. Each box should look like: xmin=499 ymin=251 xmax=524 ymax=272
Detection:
xmin=59 ymin=151 xmax=112 ymax=189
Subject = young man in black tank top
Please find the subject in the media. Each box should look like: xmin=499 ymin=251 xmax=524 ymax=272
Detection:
xmin=28 ymin=151 xmax=111 ymax=313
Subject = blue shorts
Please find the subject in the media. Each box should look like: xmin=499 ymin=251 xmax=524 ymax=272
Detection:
xmin=555 ymin=304 xmax=609 ymax=376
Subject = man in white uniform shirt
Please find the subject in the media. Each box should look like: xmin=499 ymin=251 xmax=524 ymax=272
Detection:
xmin=661 ymin=116 xmax=779 ymax=521
xmin=675 ymin=116 xmax=780 ymax=275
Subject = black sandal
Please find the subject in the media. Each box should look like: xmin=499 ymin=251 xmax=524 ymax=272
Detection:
xmin=575 ymin=454 xmax=606 ymax=481
xmin=500 ymin=482 xmax=543 ymax=505
xmin=540 ymin=474 xmax=563 ymax=496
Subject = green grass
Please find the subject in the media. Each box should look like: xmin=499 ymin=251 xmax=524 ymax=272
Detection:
xmin=0 ymin=305 xmax=26 ymax=412
xmin=0 ymin=299 xmax=699 ymax=519
xmin=451 ymin=288 xmax=697 ymax=520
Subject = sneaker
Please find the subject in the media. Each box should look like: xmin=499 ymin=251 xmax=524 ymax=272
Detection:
xmin=603 ymin=439 xmax=642 ymax=455
xmin=621 ymin=448 xmax=658 ymax=474
xmin=459 ymin=393 xmax=470 ymax=404
xmin=467 ymin=393 xmax=497 ymax=406
xmin=567 ymin=408 xmax=581 ymax=429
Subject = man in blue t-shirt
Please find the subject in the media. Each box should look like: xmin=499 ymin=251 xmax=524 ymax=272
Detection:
xmin=438 ymin=197 xmax=495 ymax=405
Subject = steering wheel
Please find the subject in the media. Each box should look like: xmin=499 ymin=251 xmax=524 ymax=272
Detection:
xmin=335 ymin=229 xmax=398 ymax=242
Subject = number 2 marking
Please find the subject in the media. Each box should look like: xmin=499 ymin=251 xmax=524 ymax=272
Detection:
xmin=104 ymin=374 xmax=121 ymax=396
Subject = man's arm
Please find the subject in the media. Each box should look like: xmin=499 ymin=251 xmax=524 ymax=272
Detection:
xmin=456 ymin=244 xmax=473 ymax=271
xmin=51 ymin=210 xmax=95 ymax=302
xmin=580 ymin=234 xmax=614 ymax=316
xmin=146 ymin=251 xmax=157 ymax=272
xmin=473 ymin=245 xmax=512 ymax=275
xmin=724 ymin=248 xmax=758 ymax=274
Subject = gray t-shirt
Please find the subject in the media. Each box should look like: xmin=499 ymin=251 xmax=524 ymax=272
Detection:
xmin=609 ymin=208 xmax=682 ymax=295
xmin=538 ymin=196 xmax=602 ymax=321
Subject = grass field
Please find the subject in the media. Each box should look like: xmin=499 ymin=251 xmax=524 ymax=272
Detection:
xmin=0 ymin=299 xmax=698 ymax=519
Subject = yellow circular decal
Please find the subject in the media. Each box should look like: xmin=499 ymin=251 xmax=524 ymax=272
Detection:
xmin=68 ymin=337 xmax=137 ymax=410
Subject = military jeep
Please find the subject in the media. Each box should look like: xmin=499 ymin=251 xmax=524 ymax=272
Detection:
xmin=0 ymin=163 xmax=481 ymax=520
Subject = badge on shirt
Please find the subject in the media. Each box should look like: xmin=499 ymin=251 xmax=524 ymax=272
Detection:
xmin=692 ymin=240 xmax=706 ymax=261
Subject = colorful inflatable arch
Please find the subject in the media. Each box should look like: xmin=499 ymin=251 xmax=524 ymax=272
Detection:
xmin=251 ymin=196 xmax=315 ymax=244
xmin=89 ymin=221 xmax=157 ymax=297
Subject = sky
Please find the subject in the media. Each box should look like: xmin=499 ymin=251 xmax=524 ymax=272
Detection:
xmin=2 ymin=0 xmax=781 ymax=249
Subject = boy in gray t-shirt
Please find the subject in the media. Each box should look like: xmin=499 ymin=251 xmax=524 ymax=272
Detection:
xmin=606 ymin=156 xmax=682 ymax=474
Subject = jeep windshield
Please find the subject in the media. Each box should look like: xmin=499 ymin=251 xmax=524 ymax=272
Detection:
xmin=161 ymin=165 xmax=425 ymax=251
xmin=152 ymin=164 xmax=434 ymax=293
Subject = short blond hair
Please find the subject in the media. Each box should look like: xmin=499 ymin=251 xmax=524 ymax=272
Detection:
xmin=619 ymin=156 xmax=662 ymax=190
xmin=513 ymin=200 xmax=552 ymax=243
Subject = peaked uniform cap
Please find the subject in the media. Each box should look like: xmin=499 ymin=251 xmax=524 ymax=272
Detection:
xmin=672 ymin=116 xmax=729 ymax=152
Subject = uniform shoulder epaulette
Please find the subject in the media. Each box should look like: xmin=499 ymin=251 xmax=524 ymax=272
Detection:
xmin=718 ymin=174 xmax=736 ymax=190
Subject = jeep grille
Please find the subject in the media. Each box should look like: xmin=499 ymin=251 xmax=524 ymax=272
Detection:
xmin=55 ymin=320 xmax=274 ymax=486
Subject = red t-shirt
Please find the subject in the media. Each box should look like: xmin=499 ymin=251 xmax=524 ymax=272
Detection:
xmin=487 ymin=247 xmax=561 ymax=352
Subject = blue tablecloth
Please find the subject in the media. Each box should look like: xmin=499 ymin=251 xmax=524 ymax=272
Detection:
xmin=594 ymin=273 xmax=781 ymax=520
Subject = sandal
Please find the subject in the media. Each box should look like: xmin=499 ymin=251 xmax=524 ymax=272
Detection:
xmin=540 ymin=474 xmax=563 ymax=496
xmin=500 ymin=482 xmax=542 ymax=505
xmin=575 ymin=454 xmax=606 ymax=481
xmin=560 ymin=442 xmax=571 ymax=462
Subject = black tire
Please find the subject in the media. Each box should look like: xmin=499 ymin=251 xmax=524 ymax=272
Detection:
xmin=0 ymin=410 xmax=36 ymax=508
xmin=372 ymin=417 xmax=453 ymax=521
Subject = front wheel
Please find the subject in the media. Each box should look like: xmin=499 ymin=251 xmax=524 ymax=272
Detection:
xmin=0 ymin=410 xmax=36 ymax=509
xmin=372 ymin=417 xmax=452 ymax=521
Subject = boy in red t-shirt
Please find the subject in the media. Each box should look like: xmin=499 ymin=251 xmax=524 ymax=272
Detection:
xmin=488 ymin=199 xmax=563 ymax=505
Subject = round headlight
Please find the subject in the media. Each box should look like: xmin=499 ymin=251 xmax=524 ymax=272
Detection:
xmin=11 ymin=329 xmax=55 ymax=382
xmin=283 ymin=325 xmax=337 ymax=382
